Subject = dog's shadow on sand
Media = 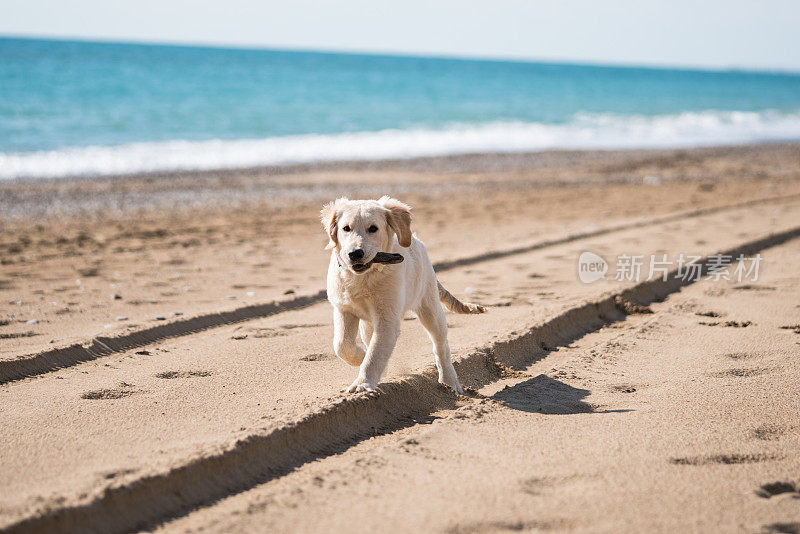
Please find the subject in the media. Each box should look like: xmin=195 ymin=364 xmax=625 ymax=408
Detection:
xmin=492 ymin=374 xmax=632 ymax=415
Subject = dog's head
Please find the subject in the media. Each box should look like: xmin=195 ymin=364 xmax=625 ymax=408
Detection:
xmin=321 ymin=196 xmax=412 ymax=274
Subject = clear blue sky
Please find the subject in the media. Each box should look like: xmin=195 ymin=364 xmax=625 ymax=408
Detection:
xmin=2 ymin=0 xmax=799 ymax=71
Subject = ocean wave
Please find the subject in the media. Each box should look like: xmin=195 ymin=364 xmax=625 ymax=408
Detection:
xmin=2 ymin=110 xmax=800 ymax=179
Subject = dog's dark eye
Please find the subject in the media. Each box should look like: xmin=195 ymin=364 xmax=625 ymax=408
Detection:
xmin=368 ymin=225 xmax=378 ymax=233
xmin=342 ymin=225 xmax=351 ymax=232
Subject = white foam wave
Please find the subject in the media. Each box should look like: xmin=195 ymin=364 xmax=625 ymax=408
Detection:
xmin=2 ymin=110 xmax=800 ymax=179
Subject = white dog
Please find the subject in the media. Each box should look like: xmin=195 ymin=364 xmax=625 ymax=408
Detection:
xmin=321 ymin=196 xmax=485 ymax=394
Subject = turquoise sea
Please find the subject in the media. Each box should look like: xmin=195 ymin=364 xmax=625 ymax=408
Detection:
xmin=2 ymin=37 xmax=800 ymax=179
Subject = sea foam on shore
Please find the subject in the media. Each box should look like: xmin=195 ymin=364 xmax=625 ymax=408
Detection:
xmin=2 ymin=110 xmax=800 ymax=180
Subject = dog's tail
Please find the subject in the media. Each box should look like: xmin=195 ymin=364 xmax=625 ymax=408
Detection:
xmin=437 ymin=280 xmax=486 ymax=314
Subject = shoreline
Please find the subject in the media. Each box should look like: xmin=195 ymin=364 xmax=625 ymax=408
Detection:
xmin=1 ymin=141 xmax=799 ymax=222
xmin=2 ymin=140 xmax=798 ymax=185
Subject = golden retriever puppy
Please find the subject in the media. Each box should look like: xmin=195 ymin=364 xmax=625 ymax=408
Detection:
xmin=321 ymin=196 xmax=485 ymax=394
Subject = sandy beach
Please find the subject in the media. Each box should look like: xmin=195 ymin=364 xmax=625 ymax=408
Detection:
xmin=2 ymin=143 xmax=800 ymax=533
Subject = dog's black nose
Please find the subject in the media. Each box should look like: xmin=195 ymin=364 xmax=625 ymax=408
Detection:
xmin=348 ymin=249 xmax=365 ymax=261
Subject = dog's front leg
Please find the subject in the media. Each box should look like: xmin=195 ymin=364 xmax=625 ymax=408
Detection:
xmin=332 ymin=308 xmax=365 ymax=366
xmin=346 ymin=313 xmax=401 ymax=393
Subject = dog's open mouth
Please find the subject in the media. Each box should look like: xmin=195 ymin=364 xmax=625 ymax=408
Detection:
xmin=350 ymin=252 xmax=404 ymax=274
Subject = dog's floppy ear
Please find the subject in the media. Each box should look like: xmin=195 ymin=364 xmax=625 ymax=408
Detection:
xmin=378 ymin=196 xmax=412 ymax=247
xmin=321 ymin=197 xmax=347 ymax=250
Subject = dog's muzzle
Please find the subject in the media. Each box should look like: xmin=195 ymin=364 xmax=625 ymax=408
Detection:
xmin=343 ymin=252 xmax=404 ymax=274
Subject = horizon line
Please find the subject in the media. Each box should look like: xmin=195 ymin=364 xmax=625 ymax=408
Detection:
xmin=3 ymin=32 xmax=800 ymax=77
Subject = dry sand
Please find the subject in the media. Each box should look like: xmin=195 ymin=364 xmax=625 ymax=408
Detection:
xmin=0 ymin=143 xmax=799 ymax=533
xmin=158 ymin=238 xmax=800 ymax=534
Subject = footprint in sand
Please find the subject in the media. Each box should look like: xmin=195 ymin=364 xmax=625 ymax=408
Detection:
xmin=710 ymin=367 xmax=769 ymax=378
xmin=448 ymin=519 xmax=572 ymax=533
xmin=519 ymin=474 xmax=593 ymax=496
xmin=699 ymin=320 xmax=753 ymax=328
xmin=155 ymin=370 xmax=212 ymax=379
xmin=752 ymin=423 xmax=786 ymax=441
xmin=300 ymin=354 xmax=333 ymax=362
xmin=238 ymin=323 xmax=326 ymax=339
xmin=81 ymin=382 xmax=137 ymax=399
xmin=670 ymin=453 xmax=775 ymax=466
xmin=733 ymin=284 xmax=776 ymax=291
xmin=760 ymin=522 xmax=800 ymax=533
xmin=704 ymin=287 xmax=726 ymax=297
xmin=0 ymin=331 xmax=38 ymax=339
xmin=755 ymin=481 xmax=800 ymax=499
xmin=76 ymin=266 xmax=101 ymax=277
xmin=244 ymin=328 xmax=288 ymax=338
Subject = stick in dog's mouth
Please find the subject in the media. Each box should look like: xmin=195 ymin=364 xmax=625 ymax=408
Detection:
xmin=351 ymin=252 xmax=404 ymax=272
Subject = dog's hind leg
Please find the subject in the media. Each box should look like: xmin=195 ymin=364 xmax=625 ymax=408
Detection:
xmin=416 ymin=297 xmax=464 ymax=394
xmin=347 ymin=310 xmax=402 ymax=393
xmin=359 ymin=319 xmax=373 ymax=349
xmin=333 ymin=308 xmax=365 ymax=366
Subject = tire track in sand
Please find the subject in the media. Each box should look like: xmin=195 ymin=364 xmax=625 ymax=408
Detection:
xmin=4 ymin=224 xmax=800 ymax=534
xmin=2 ymin=192 xmax=798 ymax=386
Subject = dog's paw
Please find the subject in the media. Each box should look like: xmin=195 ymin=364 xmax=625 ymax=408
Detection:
xmin=439 ymin=377 xmax=465 ymax=395
xmin=344 ymin=377 xmax=378 ymax=393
